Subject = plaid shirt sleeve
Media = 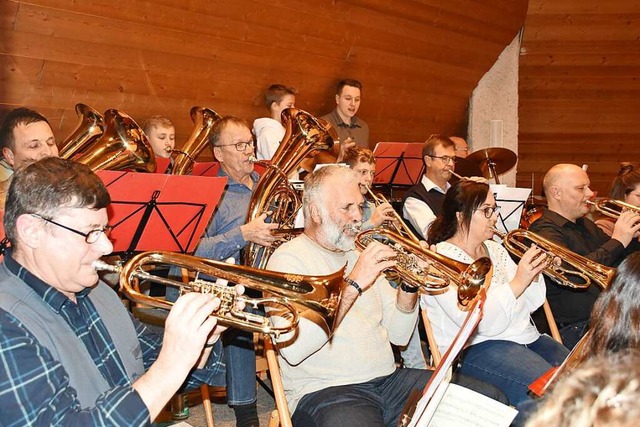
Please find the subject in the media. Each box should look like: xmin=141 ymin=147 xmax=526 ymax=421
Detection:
xmin=0 ymin=310 xmax=151 ymax=427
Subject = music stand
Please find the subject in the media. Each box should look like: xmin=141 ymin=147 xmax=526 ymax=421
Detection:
xmin=97 ymin=170 xmax=226 ymax=260
xmin=373 ymin=142 xmax=424 ymax=198
xmin=192 ymin=161 xmax=220 ymax=177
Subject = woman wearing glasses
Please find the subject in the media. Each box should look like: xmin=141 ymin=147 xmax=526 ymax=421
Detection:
xmin=423 ymin=180 xmax=569 ymax=406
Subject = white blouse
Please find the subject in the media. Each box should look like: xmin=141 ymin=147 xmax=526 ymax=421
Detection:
xmin=421 ymin=239 xmax=545 ymax=354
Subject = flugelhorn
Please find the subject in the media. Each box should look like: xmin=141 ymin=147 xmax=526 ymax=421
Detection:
xmin=587 ymin=198 xmax=640 ymax=219
xmin=93 ymin=250 xmax=346 ymax=337
xmin=355 ymin=229 xmax=492 ymax=308
xmin=492 ymin=228 xmax=615 ymax=290
xmin=365 ymin=187 xmax=420 ymax=244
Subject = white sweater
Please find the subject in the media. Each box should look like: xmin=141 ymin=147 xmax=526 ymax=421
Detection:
xmin=267 ymin=233 xmax=419 ymax=413
xmin=421 ymin=240 xmax=545 ymax=354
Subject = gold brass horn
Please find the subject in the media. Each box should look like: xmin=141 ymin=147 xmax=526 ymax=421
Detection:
xmin=74 ymin=109 xmax=156 ymax=172
xmin=93 ymin=250 xmax=346 ymax=337
xmin=171 ymin=106 xmax=221 ymax=175
xmin=492 ymin=228 xmax=615 ymax=290
xmin=365 ymin=187 xmax=421 ymax=244
xmin=587 ymin=198 xmax=640 ymax=219
xmin=59 ymin=103 xmax=105 ymax=159
xmin=355 ymin=229 xmax=493 ymax=308
xmin=244 ymin=108 xmax=337 ymax=269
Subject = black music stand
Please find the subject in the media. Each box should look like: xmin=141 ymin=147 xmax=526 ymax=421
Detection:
xmin=97 ymin=170 xmax=226 ymax=260
xmin=373 ymin=142 xmax=424 ymax=199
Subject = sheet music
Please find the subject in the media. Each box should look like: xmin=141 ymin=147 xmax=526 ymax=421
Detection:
xmin=427 ymin=383 xmax=518 ymax=427
xmin=490 ymin=185 xmax=531 ymax=234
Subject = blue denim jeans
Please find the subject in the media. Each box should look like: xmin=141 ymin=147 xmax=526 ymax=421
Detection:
xmin=291 ymin=368 xmax=508 ymax=427
xmin=558 ymin=320 xmax=589 ymax=350
xmin=458 ymin=335 xmax=569 ymax=407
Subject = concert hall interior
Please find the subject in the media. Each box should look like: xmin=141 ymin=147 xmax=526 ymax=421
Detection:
xmin=1 ymin=1 xmax=639 ymax=427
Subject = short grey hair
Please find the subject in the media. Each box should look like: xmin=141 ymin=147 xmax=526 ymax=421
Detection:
xmin=302 ymin=165 xmax=358 ymax=225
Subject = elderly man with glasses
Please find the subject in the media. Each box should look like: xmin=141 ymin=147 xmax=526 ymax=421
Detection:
xmin=167 ymin=116 xmax=280 ymax=426
xmin=0 ymin=157 xmax=230 ymax=425
xmin=402 ymin=134 xmax=458 ymax=240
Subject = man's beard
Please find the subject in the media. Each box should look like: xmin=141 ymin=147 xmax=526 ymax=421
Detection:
xmin=318 ymin=206 xmax=362 ymax=252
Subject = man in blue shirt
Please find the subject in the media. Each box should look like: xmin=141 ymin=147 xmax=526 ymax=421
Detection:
xmin=169 ymin=116 xmax=280 ymax=426
xmin=0 ymin=157 xmax=229 ymax=426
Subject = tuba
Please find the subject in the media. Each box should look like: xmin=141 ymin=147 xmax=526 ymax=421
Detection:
xmin=59 ymin=103 xmax=105 ymax=159
xmin=493 ymin=228 xmax=615 ymax=290
xmin=244 ymin=108 xmax=337 ymax=269
xmin=355 ymin=229 xmax=493 ymax=308
xmin=171 ymin=106 xmax=221 ymax=175
xmin=94 ymin=250 xmax=346 ymax=337
xmin=74 ymin=109 xmax=156 ymax=172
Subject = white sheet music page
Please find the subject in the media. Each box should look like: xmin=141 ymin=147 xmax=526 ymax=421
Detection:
xmin=426 ymin=383 xmax=517 ymax=427
xmin=490 ymin=185 xmax=531 ymax=234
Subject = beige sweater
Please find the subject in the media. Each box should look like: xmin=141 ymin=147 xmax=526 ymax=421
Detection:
xmin=267 ymin=233 xmax=419 ymax=413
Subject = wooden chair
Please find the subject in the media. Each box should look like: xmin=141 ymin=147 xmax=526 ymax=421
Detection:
xmin=542 ymin=299 xmax=563 ymax=343
xmin=263 ymin=336 xmax=293 ymax=427
xmin=420 ymin=307 xmax=442 ymax=367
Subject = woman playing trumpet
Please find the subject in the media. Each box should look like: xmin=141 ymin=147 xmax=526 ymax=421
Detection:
xmin=423 ymin=180 xmax=569 ymax=406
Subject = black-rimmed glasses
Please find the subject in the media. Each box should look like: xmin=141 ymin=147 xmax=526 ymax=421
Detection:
xmin=214 ymin=141 xmax=255 ymax=151
xmin=427 ymin=155 xmax=458 ymax=165
xmin=475 ymin=205 xmax=501 ymax=218
xmin=32 ymin=214 xmax=112 ymax=244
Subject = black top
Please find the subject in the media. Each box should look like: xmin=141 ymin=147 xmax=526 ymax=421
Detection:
xmin=528 ymin=209 xmax=627 ymax=324
xmin=402 ymin=182 xmax=446 ymax=239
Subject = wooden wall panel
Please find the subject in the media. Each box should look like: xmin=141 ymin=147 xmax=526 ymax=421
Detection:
xmin=1 ymin=0 xmax=527 ymax=160
xmin=518 ymin=0 xmax=640 ymax=196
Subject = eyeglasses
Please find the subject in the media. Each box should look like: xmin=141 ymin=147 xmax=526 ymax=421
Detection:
xmin=475 ymin=205 xmax=501 ymax=219
xmin=32 ymin=214 xmax=112 ymax=244
xmin=427 ymin=155 xmax=458 ymax=165
xmin=214 ymin=141 xmax=255 ymax=151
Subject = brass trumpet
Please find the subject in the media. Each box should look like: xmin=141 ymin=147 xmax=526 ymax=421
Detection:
xmin=587 ymin=198 xmax=640 ymax=219
xmin=365 ymin=187 xmax=420 ymax=244
xmin=492 ymin=228 xmax=615 ymax=290
xmin=355 ymin=229 xmax=492 ymax=308
xmin=94 ymin=250 xmax=346 ymax=337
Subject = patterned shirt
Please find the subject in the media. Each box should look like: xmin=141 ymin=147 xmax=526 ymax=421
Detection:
xmin=0 ymin=252 xmax=224 ymax=426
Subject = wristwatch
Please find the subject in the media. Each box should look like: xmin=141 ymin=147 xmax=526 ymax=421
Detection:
xmin=344 ymin=277 xmax=363 ymax=295
xmin=400 ymin=282 xmax=419 ymax=293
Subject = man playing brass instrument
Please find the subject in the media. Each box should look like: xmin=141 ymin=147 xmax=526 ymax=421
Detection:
xmin=266 ymin=165 xmax=506 ymax=427
xmin=402 ymin=134 xmax=457 ymax=240
xmin=0 ymin=157 xmax=230 ymax=425
xmin=529 ymin=163 xmax=640 ymax=348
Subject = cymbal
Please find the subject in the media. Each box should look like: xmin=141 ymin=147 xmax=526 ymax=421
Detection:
xmin=453 ymin=156 xmax=483 ymax=178
xmin=466 ymin=147 xmax=518 ymax=178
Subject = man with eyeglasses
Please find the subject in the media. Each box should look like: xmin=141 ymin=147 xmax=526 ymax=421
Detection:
xmin=402 ymin=134 xmax=458 ymax=240
xmin=167 ymin=116 xmax=279 ymax=426
xmin=0 ymin=157 xmax=231 ymax=425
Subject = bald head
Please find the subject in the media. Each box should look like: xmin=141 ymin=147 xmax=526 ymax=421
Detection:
xmin=543 ymin=163 xmax=594 ymax=221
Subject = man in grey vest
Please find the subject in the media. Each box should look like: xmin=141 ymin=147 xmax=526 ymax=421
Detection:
xmin=0 ymin=157 xmax=231 ymax=425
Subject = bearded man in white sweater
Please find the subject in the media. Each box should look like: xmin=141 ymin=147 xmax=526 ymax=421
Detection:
xmin=266 ymin=165 xmax=506 ymax=427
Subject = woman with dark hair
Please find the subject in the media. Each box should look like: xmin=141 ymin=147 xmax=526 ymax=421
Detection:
xmin=423 ymin=180 xmax=569 ymax=406
xmin=596 ymin=163 xmax=640 ymax=235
